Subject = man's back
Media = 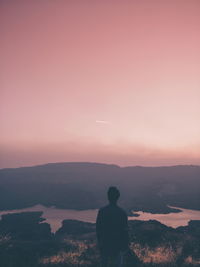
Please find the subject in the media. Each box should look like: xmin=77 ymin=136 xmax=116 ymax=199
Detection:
xmin=96 ymin=203 xmax=129 ymax=255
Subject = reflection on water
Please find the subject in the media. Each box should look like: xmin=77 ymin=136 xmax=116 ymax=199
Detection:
xmin=0 ymin=205 xmax=98 ymax=233
xmin=130 ymin=206 xmax=200 ymax=228
xmin=0 ymin=205 xmax=200 ymax=233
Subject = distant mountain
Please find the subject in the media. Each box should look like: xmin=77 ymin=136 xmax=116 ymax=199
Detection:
xmin=0 ymin=162 xmax=199 ymax=213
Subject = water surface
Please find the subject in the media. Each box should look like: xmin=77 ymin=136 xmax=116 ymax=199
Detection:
xmin=0 ymin=205 xmax=200 ymax=233
xmin=0 ymin=205 xmax=98 ymax=232
xmin=131 ymin=206 xmax=200 ymax=228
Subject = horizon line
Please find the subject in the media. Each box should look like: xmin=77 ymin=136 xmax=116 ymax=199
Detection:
xmin=1 ymin=161 xmax=199 ymax=170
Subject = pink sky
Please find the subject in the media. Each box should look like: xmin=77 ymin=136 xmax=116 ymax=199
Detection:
xmin=0 ymin=0 xmax=200 ymax=168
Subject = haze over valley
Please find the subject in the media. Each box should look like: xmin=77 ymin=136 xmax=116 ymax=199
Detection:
xmin=0 ymin=162 xmax=199 ymax=214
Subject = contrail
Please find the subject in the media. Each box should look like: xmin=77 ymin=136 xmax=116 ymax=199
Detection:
xmin=96 ymin=120 xmax=110 ymax=124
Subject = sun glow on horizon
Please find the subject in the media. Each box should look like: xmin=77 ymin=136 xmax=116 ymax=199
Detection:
xmin=0 ymin=0 xmax=200 ymax=168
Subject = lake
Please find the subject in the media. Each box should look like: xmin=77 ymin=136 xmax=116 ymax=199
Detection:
xmin=0 ymin=205 xmax=200 ymax=233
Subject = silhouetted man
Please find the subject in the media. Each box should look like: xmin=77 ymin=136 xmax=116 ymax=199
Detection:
xmin=96 ymin=186 xmax=129 ymax=267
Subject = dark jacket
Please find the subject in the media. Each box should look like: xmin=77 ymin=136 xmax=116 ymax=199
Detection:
xmin=96 ymin=203 xmax=129 ymax=255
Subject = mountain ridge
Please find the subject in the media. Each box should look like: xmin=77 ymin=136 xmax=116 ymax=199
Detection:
xmin=1 ymin=161 xmax=199 ymax=171
xmin=0 ymin=162 xmax=199 ymax=213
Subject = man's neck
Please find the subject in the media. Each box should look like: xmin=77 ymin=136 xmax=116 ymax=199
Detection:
xmin=109 ymin=202 xmax=117 ymax=206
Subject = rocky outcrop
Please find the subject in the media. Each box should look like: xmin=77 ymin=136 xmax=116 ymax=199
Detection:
xmin=0 ymin=212 xmax=52 ymax=240
xmin=0 ymin=211 xmax=200 ymax=266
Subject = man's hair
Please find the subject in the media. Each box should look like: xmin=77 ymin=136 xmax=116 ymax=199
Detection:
xmin=107 ymin=186 xmax=120 ymax=203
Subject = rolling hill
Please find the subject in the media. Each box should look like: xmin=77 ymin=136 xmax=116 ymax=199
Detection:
xmin=0 ymin=162 xmax=199 ymax=213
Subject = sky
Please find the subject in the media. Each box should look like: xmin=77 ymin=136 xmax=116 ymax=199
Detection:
xmin=0 ymin=0 xmax=200 ymax=168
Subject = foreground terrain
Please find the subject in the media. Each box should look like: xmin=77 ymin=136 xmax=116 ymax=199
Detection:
xmin=0 ymin=212 xmax=200 ymax=267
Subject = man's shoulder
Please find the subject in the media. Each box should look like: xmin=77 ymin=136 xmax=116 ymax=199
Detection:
xmin=98 ymin=205 xmax=127 ymax=216
xmin=116 ymin=206 xmax=127 ymax=217
xmin=118 ymin=206 xmax=127 ymax=214
xmin=98 ymin=205 xmax=110 ymax=213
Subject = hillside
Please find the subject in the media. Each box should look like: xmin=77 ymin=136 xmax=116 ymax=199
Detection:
xmin=0 ymin=162 xmax=199 ymax=213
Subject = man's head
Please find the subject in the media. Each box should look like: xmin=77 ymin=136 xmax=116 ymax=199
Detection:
xmin=107 ymin=186 xmax=120 ymax=204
